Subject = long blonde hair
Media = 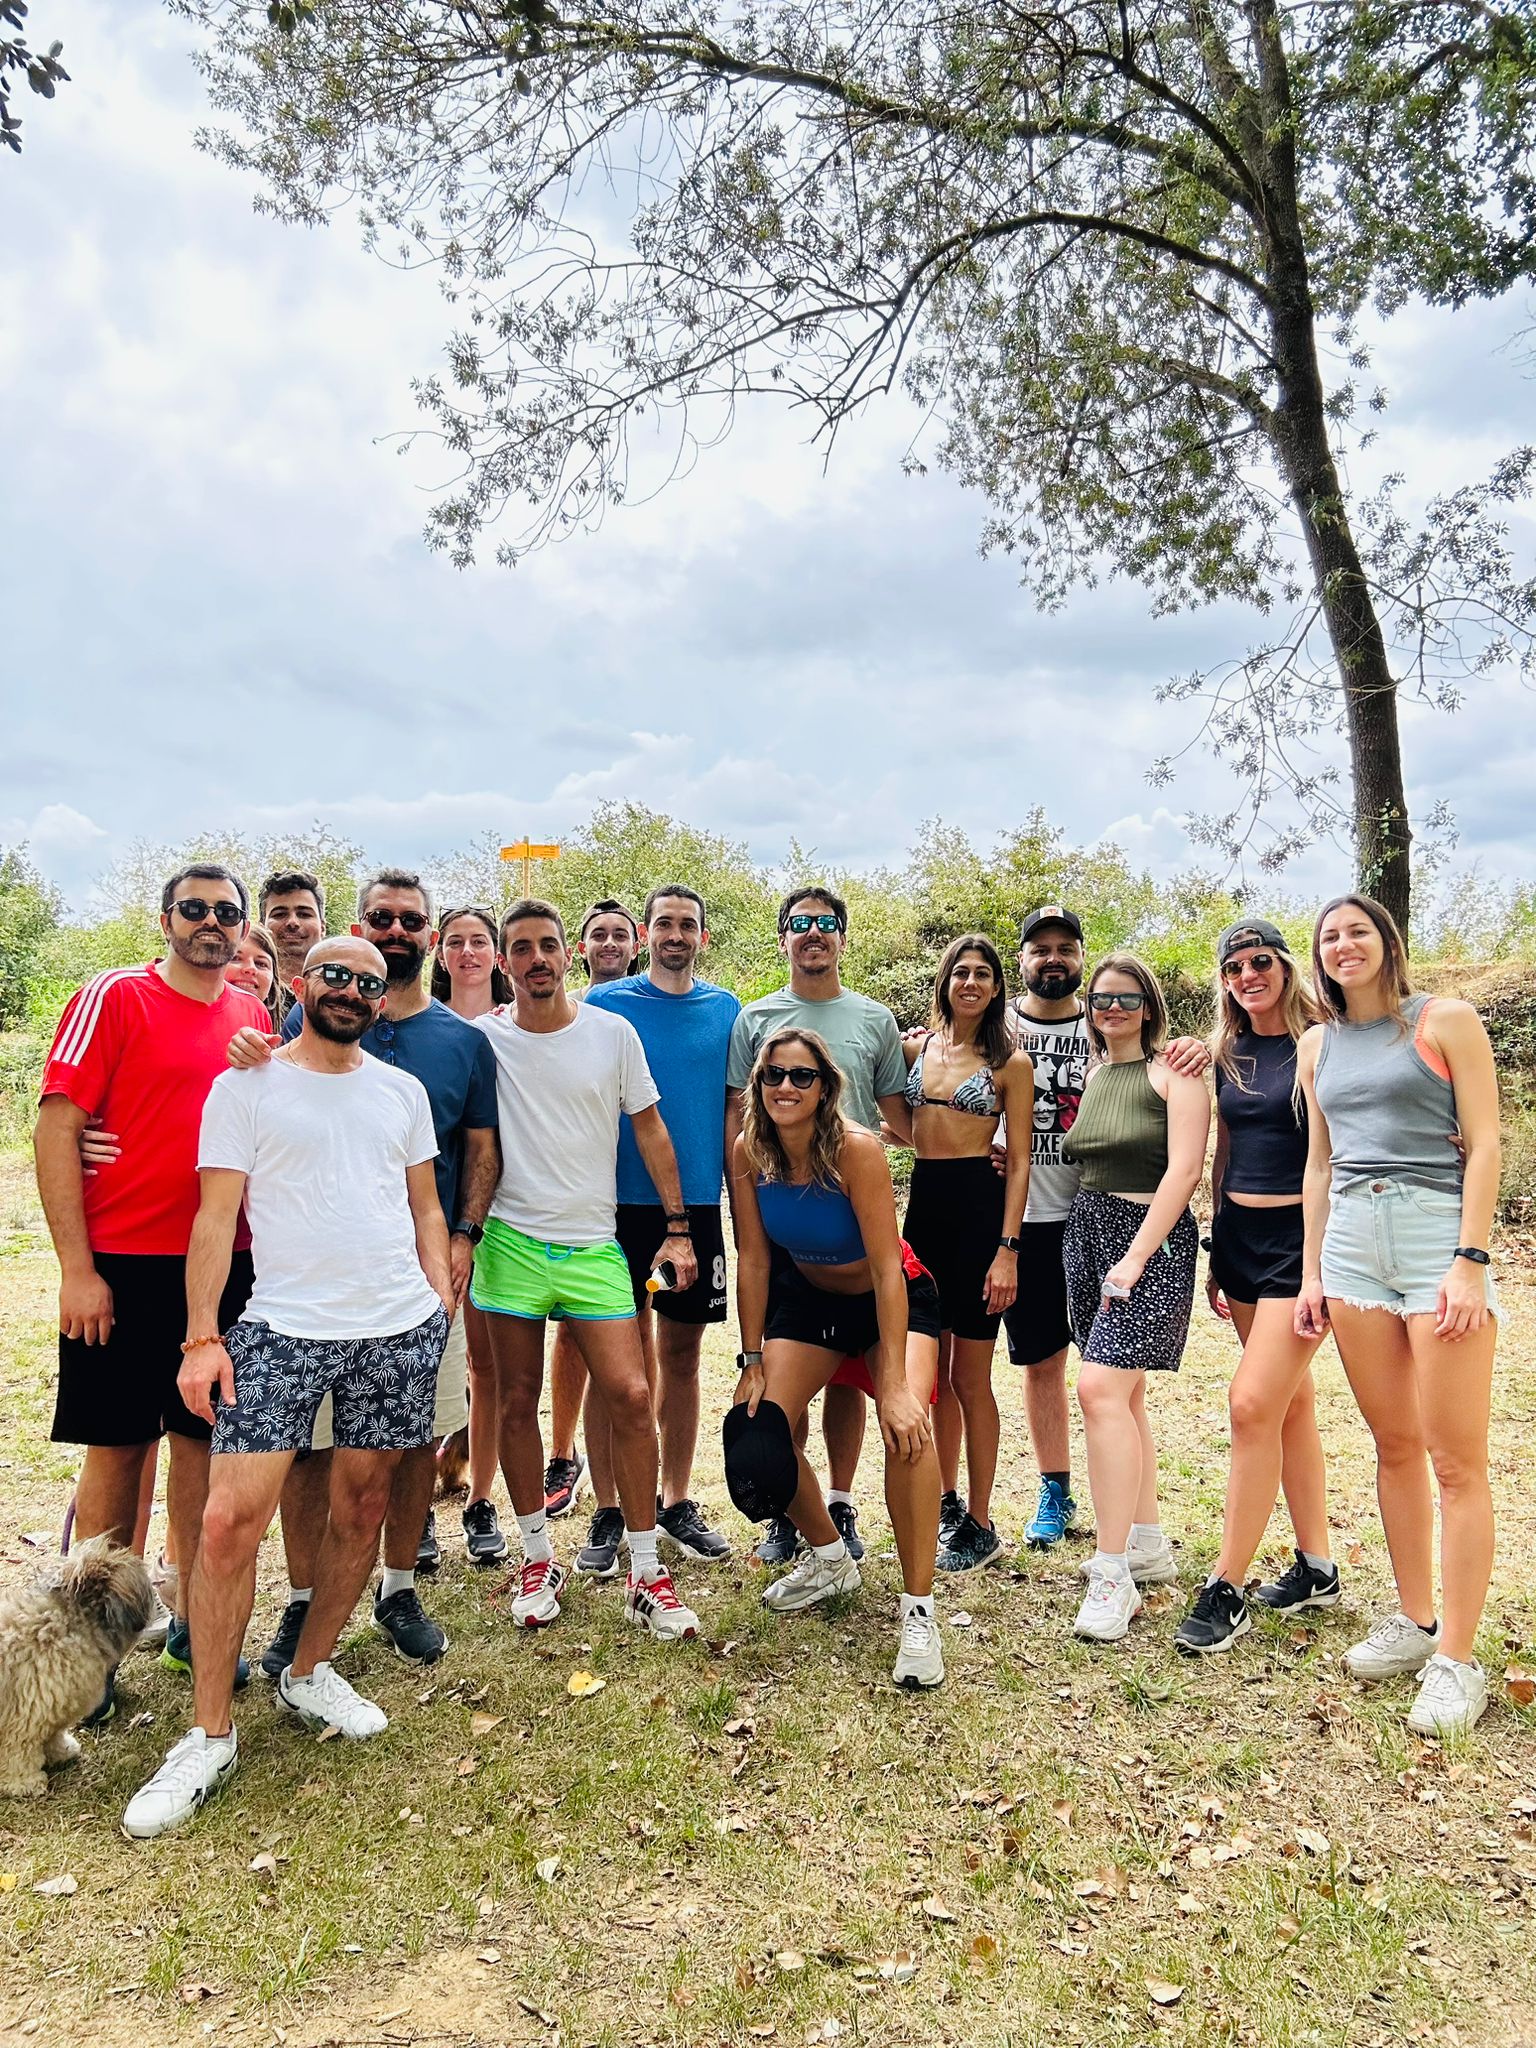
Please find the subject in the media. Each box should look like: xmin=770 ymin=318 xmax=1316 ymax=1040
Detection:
xmin=741 ymin=1028 xmax=849 ymax=1189
xmin=1211 ymin=941 xmax=1324 ymax=1102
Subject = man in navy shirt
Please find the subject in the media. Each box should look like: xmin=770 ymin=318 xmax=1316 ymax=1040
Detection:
xmin=234 ymin=870 xmax=500 ymax=1670
xmin=575 ymin=886 xmax=741 ymax=1572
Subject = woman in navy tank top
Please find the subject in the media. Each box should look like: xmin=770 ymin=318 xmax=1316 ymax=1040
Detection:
xmin=731 ymin=1028 xmax=946 ymax=1690
xmin=1296 ymin=894 xmax=1501 ymax=1738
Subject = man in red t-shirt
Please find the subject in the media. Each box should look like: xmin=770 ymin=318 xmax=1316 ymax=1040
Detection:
xmin=34 ymin=863 xmax=271 ymax=1712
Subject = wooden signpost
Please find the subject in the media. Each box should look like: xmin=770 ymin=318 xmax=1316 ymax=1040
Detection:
xmin=500 ymin=839 xmax=562 ymax=896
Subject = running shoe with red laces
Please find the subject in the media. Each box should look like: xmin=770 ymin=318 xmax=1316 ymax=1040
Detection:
xmin=510 ymin=1556 xmax=568 ymax=1629
xmin=624 ymin=1569 xmax=699 ymax=1642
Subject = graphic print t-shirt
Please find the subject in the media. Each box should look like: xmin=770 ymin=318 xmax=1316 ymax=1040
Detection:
xmin=1007 ymin=1007 xmax=1092 ymax=1223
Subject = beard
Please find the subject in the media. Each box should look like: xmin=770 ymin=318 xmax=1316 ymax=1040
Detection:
xmin=169 ymin=927 xmax=239 ymax=971
xmin=1025 ymin=962 xmax=1083 ymax=999
xmin=305 ymin=996 xmax=372 ymax=1042
xmin=378 ymin=937 xmax=428 ymax=985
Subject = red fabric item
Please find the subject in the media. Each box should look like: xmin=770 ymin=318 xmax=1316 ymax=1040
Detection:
xmin=828 ymin=1241 xmax=939 ymax=1403
xmin=39 ymin=964 xmax=270 ymax=1256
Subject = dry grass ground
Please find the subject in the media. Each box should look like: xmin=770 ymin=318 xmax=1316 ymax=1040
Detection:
xmin=1 ymin=1148 xmax=1534 ymax=2048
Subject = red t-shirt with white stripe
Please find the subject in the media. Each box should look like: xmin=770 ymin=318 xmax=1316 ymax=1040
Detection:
xmin=40 ymin=964 xmax=271 ymax=1256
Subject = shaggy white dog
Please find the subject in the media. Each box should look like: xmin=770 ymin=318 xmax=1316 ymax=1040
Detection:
xmin=0 ymin=1538 xmax=153 ymax=1797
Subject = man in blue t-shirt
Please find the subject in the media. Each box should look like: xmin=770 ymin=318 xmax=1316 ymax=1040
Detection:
xmin=576 ymin=885 xmax=741 ymax=1569
xmin=237 ymin=870 xmax=500 ymax=1670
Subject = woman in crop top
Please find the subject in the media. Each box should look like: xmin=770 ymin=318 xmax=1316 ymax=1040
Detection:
xmin=1060 ymin=953 xmax=1210 ymax=1645
xmin=732 ymin=1028 xmax=946 ymax=1690
xmin=899 ymin=934 xmax=1033 ymax=1575
xmin=1174 ymin=920 xmax=1335 ymax=1658
xmin=1295 ymin=894 xmax=1500 ymax=1738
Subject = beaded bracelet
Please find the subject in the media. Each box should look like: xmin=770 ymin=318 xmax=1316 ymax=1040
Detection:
xmin=179 ymin=1333 xmax=222 ymax=1355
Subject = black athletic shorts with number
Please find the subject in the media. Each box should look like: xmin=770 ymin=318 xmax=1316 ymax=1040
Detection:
xmin=615 ymin=1203 xmax=728 ymax=1324
xmin=1001 ymin=1219 xmax=1073 ymax=1365
xmin=53 ymin=1249 xmax=255 ymax=1447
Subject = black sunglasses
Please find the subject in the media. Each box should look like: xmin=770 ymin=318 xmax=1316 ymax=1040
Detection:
xmin=361 ymin=908 xmax=430 ymax=933
xmin=762 ymin=1062 xmax=824 ymax=1089
xmin=1221 ymin=952 xmax=1278 ymax=977
xmin=173 ymin=897 xmax=245 ymax=928
xmin=1089 ymin=990 xmax=1147 ymax=1012
xmin=308 ymin=962 xmax=388 ymax=999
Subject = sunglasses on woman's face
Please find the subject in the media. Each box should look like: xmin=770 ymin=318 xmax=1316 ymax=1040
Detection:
xmin=1221 ymin=951 xmax=1277 ymax=977
xmin=783 ymin=913 xmax=841 ymax=935
xmin=1089 ymin=990 xmax=1146 ymax=1012
xmin=762 ymin=1063 xmax=823 ymax=1089
xmin=361 ymin=907 xmax=430 ymax=933
xmin=173 ymin=897 xmax=245 ymax=928
xmin=308 ymin=962 xmax=388 ymax=999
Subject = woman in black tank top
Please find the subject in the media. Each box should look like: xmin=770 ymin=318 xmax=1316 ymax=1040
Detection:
xmin=1174 ymin=921 xmax=1336 ymax=1658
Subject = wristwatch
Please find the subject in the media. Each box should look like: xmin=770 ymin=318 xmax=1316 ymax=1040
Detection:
xmin=1453 ymin=1246 xmax=1491 ymax=1266
xmin=997 ymin=1235 xmax=1021 ymax=1252
xmin=451 ymin=1220 xmax=485 ymax=1244
xmin=736 ymin=1349 xmax=764 ymax=1370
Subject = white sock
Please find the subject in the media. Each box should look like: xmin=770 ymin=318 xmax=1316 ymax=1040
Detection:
xmin=826 ymin=1490 xmax=855 ymax=1509
xmin=1093 ymin=1550 xmax=1131 ymax=1581
xmin=1302 ymin=1549 xmax=1332 ymax=1572
xmin=379 ymin=1567 xmax=414 ymax=1601
xmin=627 ymin=1527 xmax=660 ymax=1580
xmin=900 ymin=1592 xmax=933 ymax=1619
xmin=287 ymin=1585 xmax=313 ymax=1606
xmin=516 ymin=1510 xmax=553 ymax=1565
xmin=1129 ymin=1522 xmax=1162 ymax=1549
xmin=812 ymin=1536 xmax=849 ymax=1563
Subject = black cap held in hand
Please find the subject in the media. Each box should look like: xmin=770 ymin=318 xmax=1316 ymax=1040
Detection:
xmin=722 ymin=1400 xmax=800 ymax=1522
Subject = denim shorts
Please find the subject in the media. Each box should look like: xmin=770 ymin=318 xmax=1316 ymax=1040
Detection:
xmin=1321 ymin=1178 xmax=1498 ymax=1320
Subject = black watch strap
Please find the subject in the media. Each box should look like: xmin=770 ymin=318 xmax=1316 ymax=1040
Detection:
xmin=998 ymin=1235 xmax=1021 ymax=1252
xmin=452 ymin=1220 xmax=485 ymax=1244
xmin=1454 ymin=1246 xmax=1491 ymax=1266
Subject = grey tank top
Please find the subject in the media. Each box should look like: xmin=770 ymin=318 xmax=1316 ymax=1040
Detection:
xmin=1313 ymin=993 xmax=1461 ymax=1194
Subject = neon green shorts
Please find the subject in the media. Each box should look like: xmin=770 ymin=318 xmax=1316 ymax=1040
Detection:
xmin=470 ymin=1218 xmax=636 ymax=1322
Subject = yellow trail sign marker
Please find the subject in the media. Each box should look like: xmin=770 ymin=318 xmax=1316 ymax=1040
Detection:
xmin=500 ymin=840 xmax=562 ymax=895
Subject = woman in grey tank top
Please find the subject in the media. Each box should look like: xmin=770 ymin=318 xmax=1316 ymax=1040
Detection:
xmin=1295 ymin=894 xmax=1501 ymax=1740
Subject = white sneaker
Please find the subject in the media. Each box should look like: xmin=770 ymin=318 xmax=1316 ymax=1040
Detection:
xmin=278 ymin=1661 xmax=387 ymax=1738
xmin=1074 ymin=1569 xmax=1143 ymax=1641
xmin=1345 ymin=1611 xmax=1441 ymax=1681
xmin=135 ymin=1587 xmax=173 ymax=1652
xmin=122 ymin=1727 xmax=238 ymax=1839
xmin=1407 ymin=1653 xmax=1489 ymax=1737
xmin=892 ymin=1607 xmax=945 ymax=1690
xmin=510 ymin=1556 xmax=568 ymax=1628
xmin=762 ymin=1549 xmax=861 ymax=1613
xmin=1078 ymin=1532 xmax=1178 ymax=1586
xmin=625 ymin=1569 xmax=699 ymax=1641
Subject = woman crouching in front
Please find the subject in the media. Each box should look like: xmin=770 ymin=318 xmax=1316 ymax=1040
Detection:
xmin=731 ymin=1029 xmax=945 ymax=1689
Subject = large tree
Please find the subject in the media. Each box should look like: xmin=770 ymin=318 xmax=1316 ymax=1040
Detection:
xmin=182 ymin=0 xmax=1536 ymax=924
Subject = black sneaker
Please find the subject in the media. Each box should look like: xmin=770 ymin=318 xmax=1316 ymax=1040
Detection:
xmin=658 ymin=1498 xmax=732 ymax=1562
xmin=462 ymin=1497 xmax=508 ymax=1566
xmin=374 ymin=1586 xmax=448 ymax=1665
xmin=259 ymin=1598 xmax=311 ymax=1681
xmin=162 ymin=1617 xmax=250 ymax=1690
xmin=1175 ymin=1578 xmax=1252 ymax=1656
xmin=828 ymin=1501 xmax=865 ymax=1563
xmin=81 ymin=1664 xmax=118 ymax=1728
xmin=416 ymin=1509 xmax=441 ymax=1576
xmin=543 ymin=1454 xmax=587 ymax=1520
xmin=576 ymin=1506 xmax=626 ymax=1579
xmin=938 ymin=1489 xmax=965 ymax=1555
xmin=1254 ymin=1549 xmax=1342 ymax=1613
xmin=754 ymin=1515 xmax=801 ymax=1565
xmin=937 ymin=1511 xmax=1004 ymax=1574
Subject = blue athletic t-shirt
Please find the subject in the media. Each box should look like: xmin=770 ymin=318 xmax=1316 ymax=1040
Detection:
xmin=282 ymin=996 xmax=498 ymax=1220
xmin=584 ymin=974 xmax=741 ymax=1208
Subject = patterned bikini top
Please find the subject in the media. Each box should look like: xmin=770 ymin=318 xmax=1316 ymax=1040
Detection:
xmin=902 ymin=1033 xmax=1000 ymax=1117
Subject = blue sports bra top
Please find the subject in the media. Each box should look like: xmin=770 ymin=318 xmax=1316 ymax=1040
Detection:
xmin=755 ymin=1177 xmax=867 ymax=1265
xmin=902 ymin=1034 xmax=1000 ymax=1118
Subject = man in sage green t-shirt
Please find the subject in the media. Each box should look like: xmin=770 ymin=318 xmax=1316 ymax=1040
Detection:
xmin=725 ymin=885 xmax=913 ymax=1564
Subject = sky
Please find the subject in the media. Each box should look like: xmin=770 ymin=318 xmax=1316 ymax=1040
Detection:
xmin=4 ymin=6 xmax=1533 ymax=916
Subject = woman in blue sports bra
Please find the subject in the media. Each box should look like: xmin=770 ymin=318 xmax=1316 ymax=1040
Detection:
xmin=899 ymin=934 xmax=1033 ymax=1576
xmin=732 ymin=1027 xmax=946 ymax=1691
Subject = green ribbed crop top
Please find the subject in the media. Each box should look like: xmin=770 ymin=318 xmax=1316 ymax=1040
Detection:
xmin=1063 ymin=1058 xmax=1168 ymax=1193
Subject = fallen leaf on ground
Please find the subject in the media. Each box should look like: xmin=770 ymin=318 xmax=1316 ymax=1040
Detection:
xmin=1052 ymin=1800 xmax=1073 ymax=1827
xmin=950 ymin=1611 xmax=973 ymax=1629
xmin=723 ymin=1716 xmax=755 ymax=1736
xmin=178 ymin=1982 xmax=216 ymax=2004
xmin=516 ymin=1996 xmax=556 ymax=2026
xmin=1505 ymin=1668 xmax=1536 ymax=1708
xmin=457 ymin=1756 xmax=479 ymax=1777
xmin=0 ymin=1875 xmax=18 ymax=1893
xmin=476 ymin=1949 xmax=502 ymax=1965
xmin=878 ymin=1951 xmax=919 ymax=1982
xmin=1146 ymin=1979 xmax=1184 ymax=2006
xmin=247 ymin=1852 xmax=278 ymax=1877
xmin=1295 ymin=1828 xmax=1330 ymax=1857
xmin=32 ymin=1875 xmax=77 ymax=1897
xmin=747 ymin=2026 xmax=776 ymax=2038
xmin=471 ymin=1711 xmax=505 ymax=1736
xmin=921 ymin=1896 xmax=956 ymax=1920
xmin=776 ymin=1949 xmax=806 ymax=1972
xmin=567 ymin=1670 xmax=606 ymax=1698
xmin=535 ymin=1856 xmax=560 ymax=1883
xmin=1176 ymin=1893 xmax=1204 ymax=1915
xmin=969 ymin=1933 xmax=1000 ymax=1961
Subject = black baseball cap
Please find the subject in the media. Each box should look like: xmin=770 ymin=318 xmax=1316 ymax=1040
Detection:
xmin=722 ymin=1399 xmax=799 ymax=1522
xmin=1018 ymin=904 xmax=1083 ymax=946
xmin=1217 ymin=917 xmax=1291 ymax=966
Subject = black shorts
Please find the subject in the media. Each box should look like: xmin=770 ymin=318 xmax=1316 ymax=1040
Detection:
xmin=53 ymin=1250 xmax=255 ymax=1447
xmin=902 ymin=1156 xmax=1006 ymax=1341
xmin=615 ymin=1203 xmax=728 ymax=1325
xmin=1001 ymin=1219 xmax=1073 ymax=1365
xmin=1209 ymin=1200 xmax=1304 ymax=1303
xmin=764 ymin=1244 xmax=943 ymax=1359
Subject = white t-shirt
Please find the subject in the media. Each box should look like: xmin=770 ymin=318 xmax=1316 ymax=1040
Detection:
xmin=1006 ymin=1005 xmax=1093 ymax=1224
xmin=475 ymin=1003 xmax=659 ymax=1246
xmin=199 ymin=1058 xmax=443 ymax=1339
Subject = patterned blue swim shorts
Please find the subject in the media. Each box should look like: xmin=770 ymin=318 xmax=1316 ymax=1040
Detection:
xmin=211 ymin=1306 xmax=450 ymax=1456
